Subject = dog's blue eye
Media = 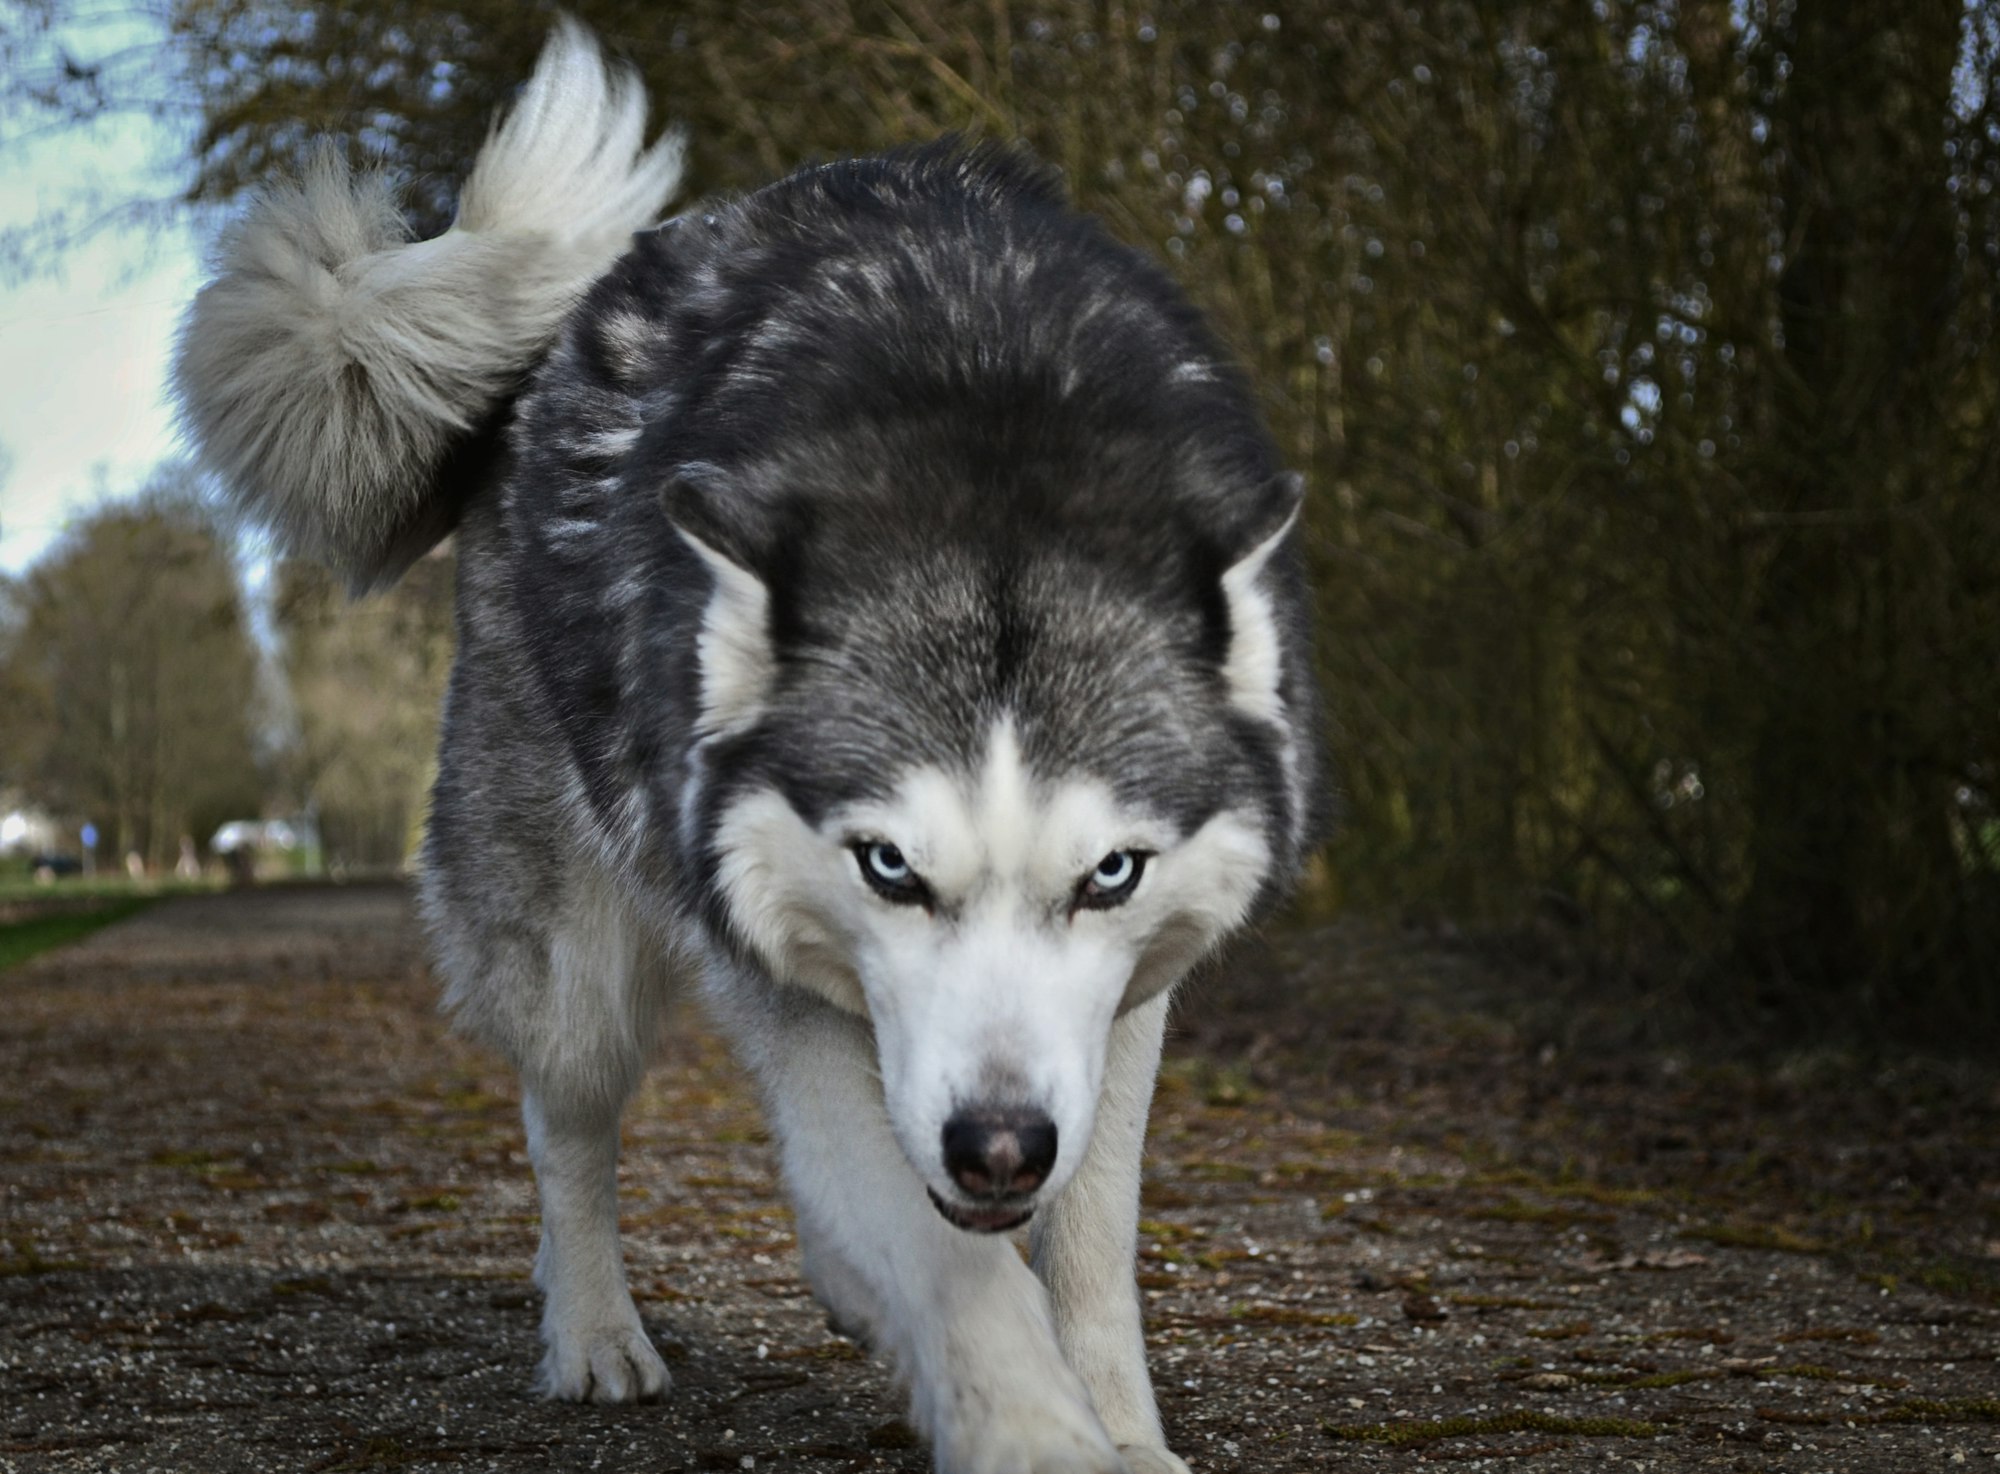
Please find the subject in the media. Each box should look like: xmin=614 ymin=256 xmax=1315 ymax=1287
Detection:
xmin=856 ymin=841 xmax=927 ymax=902
xmin=1078 ymin=850 xmax=1147 ymax=909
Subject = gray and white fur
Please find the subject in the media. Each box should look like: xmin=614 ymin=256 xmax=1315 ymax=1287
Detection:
xmin=174 ymin=20 xmax=685 ymax=584
xmin=177 ymin=24 xmax=1325 ymax=1474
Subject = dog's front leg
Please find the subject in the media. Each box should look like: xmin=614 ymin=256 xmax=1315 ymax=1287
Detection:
xmin=742 ymin=990 xmax=1129 ymax=1474
xmin=1030 ymin=992 xmax=1190 ymax=1474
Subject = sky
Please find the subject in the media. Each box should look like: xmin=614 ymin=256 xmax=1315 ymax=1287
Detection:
xmin=0 ymin=26 xmax=204 ymax=579
xmin=0 ymin=231 xmax=202 ymax=579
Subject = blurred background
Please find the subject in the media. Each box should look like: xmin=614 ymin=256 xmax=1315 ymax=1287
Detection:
xmin=1 ymin=0 xmax=1995 ymax=1048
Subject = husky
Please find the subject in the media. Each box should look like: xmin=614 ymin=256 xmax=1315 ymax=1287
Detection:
xmin=175 ymin=23 xmax=1322 ymax=1474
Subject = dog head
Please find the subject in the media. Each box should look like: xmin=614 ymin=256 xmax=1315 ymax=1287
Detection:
xmin=667 ymin=448 xmax=1314 ymax=1231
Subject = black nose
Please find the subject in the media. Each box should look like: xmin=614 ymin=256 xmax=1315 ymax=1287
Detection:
xmin=941 ymin=1107 xmax=1057 ymax=1197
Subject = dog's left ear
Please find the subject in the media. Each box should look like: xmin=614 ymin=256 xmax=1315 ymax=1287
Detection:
xmin=1219 ymin=472 xmax=1304 ymax=725
xmin=663 ymin=465 xmax=775 ymax=737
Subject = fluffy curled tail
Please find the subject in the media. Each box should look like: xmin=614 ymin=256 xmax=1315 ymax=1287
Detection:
xmin=174 ymin=20 xmax=684 ymax=586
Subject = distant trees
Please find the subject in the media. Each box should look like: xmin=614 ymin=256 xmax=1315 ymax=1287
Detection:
xmin=0 ymin=482 xmax=451 ymax=876
xmin=0 ymin=473 xmax=263 ymax=867
xmin=0 ymin=571 xmax=37 ymax=789
xmin=272 ymin=553 xmax=454 ymax=872
xmin=4 ymin=0 xmax=1996 ymax=1036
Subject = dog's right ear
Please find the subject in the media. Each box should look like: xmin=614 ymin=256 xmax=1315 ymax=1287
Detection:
xmin=663 ymin=465 xmax=774 ymax=737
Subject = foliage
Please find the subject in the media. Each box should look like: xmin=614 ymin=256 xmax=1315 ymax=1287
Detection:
xmin=0 ymin=470 xmax=264 ymax=866
xmin=6 ymin=0 xmax=1998 ymax=1039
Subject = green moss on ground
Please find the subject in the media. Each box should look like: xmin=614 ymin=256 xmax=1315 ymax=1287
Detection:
xmin=1681 ymin=1221 xmax=1827 ymax=1254
xmin=1867 ymin=1398 xmax=2000 ymax=1426
xmin=1323 ymin=1410 xmax=1668 ymax=1446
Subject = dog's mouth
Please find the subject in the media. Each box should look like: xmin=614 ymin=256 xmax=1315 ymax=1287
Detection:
xmin=927 ymin=1187 xmax=1034 ymax=1234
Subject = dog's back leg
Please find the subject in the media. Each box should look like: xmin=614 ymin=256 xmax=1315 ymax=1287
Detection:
xmin=522 ymin=1084 xmax=667 ymax=1402
xmin=429 ymin=835 xmax=673 ymax=1402
xmin=517 ymin=872 xmax=674 ymax=1402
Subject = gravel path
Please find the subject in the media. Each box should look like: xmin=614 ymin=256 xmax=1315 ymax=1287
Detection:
xmin=2 ymin=886 xmax=1994 ymax=1472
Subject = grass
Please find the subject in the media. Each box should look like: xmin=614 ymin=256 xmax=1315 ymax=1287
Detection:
xmin=0 ymin=874 xmax=218 ymax=904
xmin=0 ymin=897 xmax=153 ymax=969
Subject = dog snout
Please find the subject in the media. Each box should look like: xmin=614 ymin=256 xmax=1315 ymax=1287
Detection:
xmin=941 ymin=1107 xmax=1057 ymax=1198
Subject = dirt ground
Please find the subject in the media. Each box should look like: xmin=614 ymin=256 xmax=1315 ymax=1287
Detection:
xmin=2 ymin=885 xmax=1996 ymax=1473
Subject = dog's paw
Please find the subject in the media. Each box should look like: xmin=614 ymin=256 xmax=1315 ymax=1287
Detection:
xmin=937 ymin=1398 xmax=1128 ymax=1474
xmin=824 ymin=1307 xmax=876 ymax=1350
xmin=1117 ymin=1446 xmax=1193 ymax=1474
xmin=536 ymin=1319 xmax=670 ymax=1403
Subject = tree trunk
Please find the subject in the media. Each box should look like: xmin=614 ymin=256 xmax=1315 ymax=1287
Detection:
xmin=1740 ymin=0 xmax=1968 ymax=1009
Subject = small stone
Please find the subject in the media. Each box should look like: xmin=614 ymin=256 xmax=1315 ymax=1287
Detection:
xmin=1401 ymin=1293 xmax=1447 ymax=1322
